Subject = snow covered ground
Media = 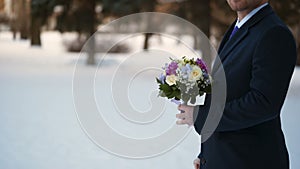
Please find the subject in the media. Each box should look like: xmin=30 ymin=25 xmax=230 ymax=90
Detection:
xmin=0 ymin=31 xmax=299 ymax=169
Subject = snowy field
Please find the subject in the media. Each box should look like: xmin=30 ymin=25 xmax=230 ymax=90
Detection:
xmin=0 ymin=31 xmax=299 ymax=169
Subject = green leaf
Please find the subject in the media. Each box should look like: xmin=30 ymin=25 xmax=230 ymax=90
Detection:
xmin=156 ymin=77 xmax=162 ymax=84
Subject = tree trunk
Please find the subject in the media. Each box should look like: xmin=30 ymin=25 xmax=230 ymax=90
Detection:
xmin=143 ymin=33 xmax=152 ymax=50
xmin=20 ymin=0 xmax=30 ymax=39
xmin=10 ymin=0 xmax=18 ymax=40
xmin=186 ymin=0 xmax=212 ymax=70
xmin=87 ymin=35 xmax=96 ymax=65
xmin=30 ymin=15 xmax=42 ymax=46
xmin=86 ymin=0 xmax=96 ymax=65
xmin=193 ymin=0 xmax=210 ymax=39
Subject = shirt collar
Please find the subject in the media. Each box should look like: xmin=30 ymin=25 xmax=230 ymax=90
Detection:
xmin=235 ymin=3 xmax=268 ymax=28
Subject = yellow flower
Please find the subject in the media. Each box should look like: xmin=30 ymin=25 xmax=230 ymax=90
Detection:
xmin=189 ymin=66 xmax=202 ymax=81
xmin=166 ymin=75 xmax=178 ymax=86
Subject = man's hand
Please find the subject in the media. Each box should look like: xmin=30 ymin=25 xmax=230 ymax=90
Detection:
xmin=193 ymin=158 xmax=201 ymax=169
xmin=176 ymin=104 xmax=195 ymax=126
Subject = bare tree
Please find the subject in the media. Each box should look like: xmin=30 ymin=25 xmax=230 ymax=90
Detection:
xmin=30 ymin=0 xmax=55 ymax=46
xmin=10 ymin=0 xmax=30 ymax=40
xmin=20 ymin=0 xmax=30 ymax=39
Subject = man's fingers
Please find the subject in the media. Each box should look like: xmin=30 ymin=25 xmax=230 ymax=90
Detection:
xmin=176 ymin=119 xmax=185 ymax=125
xmin=194 ymin=158 xmax=200 ymax=164
xmin=194 ymin=158 xmax=200 ymax=169
xmin=176 ymin=113 xmax=185 ymax=119
xmin=176 ymin=112 xmax=192 ymax=119
xmin=176 ymin=105 xmax=194 ymax=126
xmin=178 ymin=104 xmax=189 ymax=111
xmin=176 ymin=119 xmax=189 ymax=125
xmin=176 ymin=119 xmax=193 ymax=126
xmin=177 ymin=104 xmax=184 ymax=111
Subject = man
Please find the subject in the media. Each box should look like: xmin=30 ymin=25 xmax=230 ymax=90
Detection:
xmin=176 ymin=0 xmax=297 ymax=169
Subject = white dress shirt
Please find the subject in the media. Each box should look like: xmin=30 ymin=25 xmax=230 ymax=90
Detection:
xmin=235 ymin=3 xmax=268 ymax=28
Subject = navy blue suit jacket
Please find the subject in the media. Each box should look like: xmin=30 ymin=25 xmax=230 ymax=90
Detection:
xmin=194 ymin=5 xmax=297 ymax=169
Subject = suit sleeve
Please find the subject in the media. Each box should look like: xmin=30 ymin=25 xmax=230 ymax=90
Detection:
xmin=194 ymin=26 xmax=297 ymax=133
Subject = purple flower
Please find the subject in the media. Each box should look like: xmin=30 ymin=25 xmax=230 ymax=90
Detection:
xmin=196 ymin=58 xmax=208 ymax=72
xmin=166 ymin=61 xmax=178 ymax=75
xmin=171 ymin=99 xmax=182 ymax=105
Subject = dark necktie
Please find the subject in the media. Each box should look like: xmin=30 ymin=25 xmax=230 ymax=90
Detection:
xmin=229 ymin=26 xmax=239 ymax=39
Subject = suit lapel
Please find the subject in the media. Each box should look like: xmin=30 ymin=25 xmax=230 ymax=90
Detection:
xmin=218 ymin=5 xmax=274 ymax=62
xmin=219 ymin=28 xmax=249 ymax=62
xmin=218 ymin=21 xmax=236 ymax=54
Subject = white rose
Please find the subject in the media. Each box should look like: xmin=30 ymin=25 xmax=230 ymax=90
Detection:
xmin=166 ymin=75 xmax=178 ymax=86
xmin=189 ymin=66 xmax=202 ymax=81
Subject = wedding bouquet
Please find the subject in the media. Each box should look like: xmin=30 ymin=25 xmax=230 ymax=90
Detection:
xmin=156 ymin=56 xmax=211 ymax=105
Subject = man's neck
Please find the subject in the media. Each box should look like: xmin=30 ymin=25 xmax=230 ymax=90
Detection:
xmin=237 ymin=1 xmax=268 ymax=20
xmin=237 ymin=10 xmax=253 ymax=21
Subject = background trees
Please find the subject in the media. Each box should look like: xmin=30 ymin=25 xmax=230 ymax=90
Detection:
xmin=4 ymin=0 xmax=300 ymax=65
xmin=270 ymin=0 xmax=300 ymax=65
xmin=30 ymin=0 xmax=56 ymax=46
